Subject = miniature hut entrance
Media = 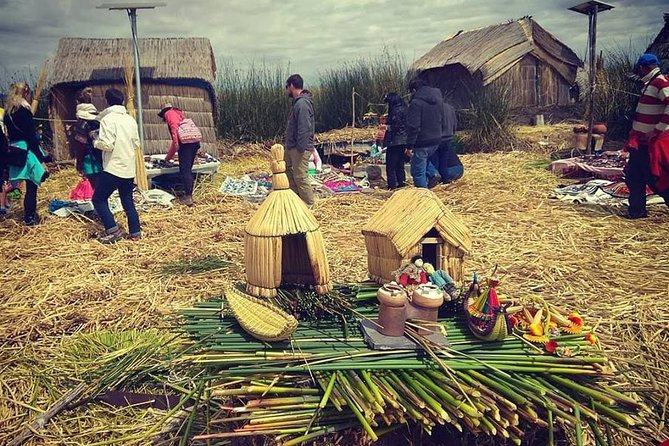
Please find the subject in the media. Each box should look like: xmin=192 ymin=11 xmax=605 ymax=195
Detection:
xmin=281 ymin=234 xmax=317 ymax=285
xmin=420 ymin=229 xmax=444 ymax=267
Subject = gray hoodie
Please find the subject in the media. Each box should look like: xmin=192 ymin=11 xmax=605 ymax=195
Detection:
xmin=406 ymin=86 xmax=443 ymax=148
xmin=442 ymin=101 xmax=457 ymax=139
xmin=285 ymin=92 xmax=315 ymax=151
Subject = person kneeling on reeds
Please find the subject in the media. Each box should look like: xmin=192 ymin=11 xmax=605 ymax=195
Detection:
xmin=159 ymin=103 xmax=202 ymax=207
xmin=91 ymin=88 xmax=141 ymax=243
xmin=284 ymin=74 xmax=315 ymax=207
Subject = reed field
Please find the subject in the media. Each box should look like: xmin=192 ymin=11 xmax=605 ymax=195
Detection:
xmin=0 ymin=125 xmax=668 ymax=445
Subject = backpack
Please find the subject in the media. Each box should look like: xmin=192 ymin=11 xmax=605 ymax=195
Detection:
xmin=177 ymin=118 xmax=202 ymax=144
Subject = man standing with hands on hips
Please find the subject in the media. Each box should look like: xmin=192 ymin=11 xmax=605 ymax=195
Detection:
xmin=623 ymin=53 xmax=669 ymax=219
xmin=284 ymin=74 xmax=315 ymax=207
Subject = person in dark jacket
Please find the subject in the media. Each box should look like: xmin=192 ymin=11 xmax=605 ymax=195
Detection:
xmin=406 ymin=78 xmax=444 ymax=188
xmin=284 ymin=74 xmax=315 ymax=206
xmin=383 ymin=92 xmax=408 ymax=189
xmin=3 ymin=82 xmax=46 ymax=225
xmin=430 ymin=97 xmax=463 ymax=183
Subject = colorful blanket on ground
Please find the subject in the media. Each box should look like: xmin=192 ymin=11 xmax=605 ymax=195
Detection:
xmin=549 ymin=180 xmax=664 ymax=207
xmin=323 ymin=179 xmax=361 ymax=194
xmin=550 ymin=156 xmax=625 ymax=179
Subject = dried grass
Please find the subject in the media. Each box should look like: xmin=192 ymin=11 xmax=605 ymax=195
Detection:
xmin=1 ymin=127 xmax=668 ymax=445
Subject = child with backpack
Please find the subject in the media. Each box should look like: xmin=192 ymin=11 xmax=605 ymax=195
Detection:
xmin=158 ymin=103 xmax=202 ymax=207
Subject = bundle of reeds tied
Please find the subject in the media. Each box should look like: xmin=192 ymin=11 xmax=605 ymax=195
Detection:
xmin=123 ymin=49 xmax=149 ymax=191
xmin=178 ymin=292 xmax=648 ymax=445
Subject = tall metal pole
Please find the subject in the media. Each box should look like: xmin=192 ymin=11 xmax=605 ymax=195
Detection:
xmin=585 ymin=5 xmax=598 ymax=156
xmin=128 ymin=8 xmax=145 ymax=154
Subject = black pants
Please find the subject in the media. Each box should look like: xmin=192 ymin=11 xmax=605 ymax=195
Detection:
xmin=625 ymin=145 xmax=669 ymax=217
xmin=386 ymin=144 xmax=406 ymax=189
xmin=24 ymin=180 xmax=38 ymax=221
xmin=178 ymin=142 xmax=200 ymax=196
xmin=92 ymin=171 xmax=141 ymax=236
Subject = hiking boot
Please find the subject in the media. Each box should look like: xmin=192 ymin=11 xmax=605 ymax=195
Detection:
xmin=181 ymin=195 xmax=194 ymax=207
xmin=129 ymin=232 xmax=142 ymax=241
xmin=99 ymin=227 xmax=123 ymax=244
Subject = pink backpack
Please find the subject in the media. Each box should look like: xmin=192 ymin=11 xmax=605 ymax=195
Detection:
xmin=177 ymin=118 xmax=202 ymax=144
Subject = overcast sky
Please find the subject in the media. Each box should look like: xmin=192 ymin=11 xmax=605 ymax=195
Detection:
xmin=0 ymin=0 xmax=665 ymax=85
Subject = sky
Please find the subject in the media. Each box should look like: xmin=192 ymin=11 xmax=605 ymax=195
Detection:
xmin=0 ymin=0 xmax=665 ymax=84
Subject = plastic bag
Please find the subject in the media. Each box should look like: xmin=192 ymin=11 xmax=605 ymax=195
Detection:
xmin=69 ymin=177 xmax=94 ymax=200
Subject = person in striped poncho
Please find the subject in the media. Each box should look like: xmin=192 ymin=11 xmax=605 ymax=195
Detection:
xmin=624 ymin=53 xmax=669 ymax=219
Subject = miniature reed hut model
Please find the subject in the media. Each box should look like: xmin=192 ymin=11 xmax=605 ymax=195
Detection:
xmin=362 ymin=188 xmax=471 ymax=284
xmin=244 ymin=144 xmax=332 ymax=298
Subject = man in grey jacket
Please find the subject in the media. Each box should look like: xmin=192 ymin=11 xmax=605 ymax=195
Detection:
xmin=284 ymin=74 xmax=315 ymax=206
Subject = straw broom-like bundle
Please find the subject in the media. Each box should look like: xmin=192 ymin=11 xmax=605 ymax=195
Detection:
xmin=30 ymin=60 xmax=50 ymax=114
xmin=244 ymin=144 xmax=331 ymax=298
xmin=123 ymin=49 xmax=149 ymax=191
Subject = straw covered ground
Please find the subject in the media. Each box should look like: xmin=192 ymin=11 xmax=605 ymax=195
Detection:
xmin=1 ymin=125 xmax=668 ymax=445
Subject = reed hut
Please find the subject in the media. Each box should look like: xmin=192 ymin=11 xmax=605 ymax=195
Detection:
xmin=48 ymin=37 xmax=217 ymax=161
xmin=362 ymin=188 xmax=471 ymax=284
xmin=244 ymin=144 xmax=331 ymax=298
xmin=410 ymin=17 xmax=582 ymax=108
xmin=646 ymin=13 xmax=669 ymax=73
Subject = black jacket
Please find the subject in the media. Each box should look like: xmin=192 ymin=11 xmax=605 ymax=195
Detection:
xmin=285 ymin=92 xmax=315 ymax=151
xmin=406 ymin=86 xmax=444 ymax=148
xmin=3 ymin=106 xmax=44 ymax=162
xmin=384 ymin=101 xmax=408 ymax=148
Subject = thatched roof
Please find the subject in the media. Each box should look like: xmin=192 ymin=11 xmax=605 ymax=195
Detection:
xmin=411 ymin=17 xmax=582 ymax=85
xmin=49 ymin=38 xmax=216 ymax=87
xmin=646 ymin=13 xmax=669 ymax=72
xmin=362 ymin=188 xmax=472 ymax=255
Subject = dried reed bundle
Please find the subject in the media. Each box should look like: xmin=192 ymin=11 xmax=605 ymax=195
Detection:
xmin=30 ymin=59 xmax=50 ymax=114
xmin=123 ymin=47 xmax=149 ymax=191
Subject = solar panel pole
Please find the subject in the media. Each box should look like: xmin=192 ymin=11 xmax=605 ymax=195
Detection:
xmin=98 ymin=3 xmax=166 ymax=154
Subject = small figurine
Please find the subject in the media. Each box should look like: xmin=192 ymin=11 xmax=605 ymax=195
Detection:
xmin=423 ymin=262 xmax=460 ymax=301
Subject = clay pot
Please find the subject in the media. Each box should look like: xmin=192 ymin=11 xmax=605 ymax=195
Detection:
xmin=592 ymin=123 xmax=607 ymax=135
xmin=377 ymin=283 xmax=408 ymax=307
xmin=411 ymin=284 xmax=444 ymax=308
xmin=378 ymin=305 xmax=406 ymax=337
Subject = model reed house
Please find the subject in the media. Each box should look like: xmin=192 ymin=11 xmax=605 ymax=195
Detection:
xmin=362 ymin=189 xmax=472 ymax=284
xmin=244 ymin=145 xmax=331 ymax=298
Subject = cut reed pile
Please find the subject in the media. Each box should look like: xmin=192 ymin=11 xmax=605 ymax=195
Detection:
xmin=0 ymin=126 xmax=668 ymax=444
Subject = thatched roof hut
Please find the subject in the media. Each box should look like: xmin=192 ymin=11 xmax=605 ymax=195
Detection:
xmin=646 ymin=13 xmax=669 ymax=73
xmin=410 ymin=17 xmax=583 ymax=108
xmin=48 ymin=37 xmax=217 ymax=161
xmin=362 ymin=188 xmax=472 ymax=284
xmin=244 ymin=144 xmax=331 ymax=298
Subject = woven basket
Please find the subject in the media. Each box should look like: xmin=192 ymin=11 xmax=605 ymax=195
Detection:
xmin=223 ymin=284 xmax=298 ymax=342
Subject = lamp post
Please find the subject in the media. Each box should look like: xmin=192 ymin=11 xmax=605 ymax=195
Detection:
xmin=97 ymin=2 xmax=166 ymax=154
xmin=569 ymin=1 xmax=614 ymax=156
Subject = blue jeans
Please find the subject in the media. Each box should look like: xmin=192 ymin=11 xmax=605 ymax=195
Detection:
xmin=410 ymin=144 xmax=439 ymax=188
xmin=92 ymin=171 xmax=141 ymax=236
xmin=426 ymin=161 xmax=438 ymax=179
xmin=430 ymin=138 xmax=463 ymax=182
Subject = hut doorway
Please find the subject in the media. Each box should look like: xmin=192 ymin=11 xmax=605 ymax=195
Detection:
xmin=420 ymin=229 xmax=444 ymax=267
xmin=281 ymin=234 xmax=316 ymax=286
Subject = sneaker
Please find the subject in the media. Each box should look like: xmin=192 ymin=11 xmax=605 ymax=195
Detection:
xmin=181 ymin=195 xmax=194 ymax=207
xmin=129 ymin=233 xmax=142 ymax=241
xmin=99 ymin=228 xmax=123 ymax=244
xmin=24 ymin=214 xmax=40 ymax=226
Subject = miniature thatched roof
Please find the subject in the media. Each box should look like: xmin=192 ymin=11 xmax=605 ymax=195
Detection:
xmin=49 ymin=38 xmax=216 ymax=87
xmin=646 ymin=13 xmax=669 ymax=72
xmin=411 ymin=17 xmax=582 ymax=85
xmin=362 ymin=188 xmax=472 ymax=256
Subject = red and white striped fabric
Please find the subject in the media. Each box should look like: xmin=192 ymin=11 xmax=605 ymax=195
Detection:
xmin=632 ymin=67 xmax=669 ymax=138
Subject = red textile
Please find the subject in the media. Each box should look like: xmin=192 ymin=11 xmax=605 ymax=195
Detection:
xmin=397 ymin=271 xmax=428 ymax=287
xmin=649 ymin=131 xmax=669 ymax=192
xmin=163 ymin=108 xmax=185 ymax=161
xmin=69 ymin=178 xmax=94 ymax=200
